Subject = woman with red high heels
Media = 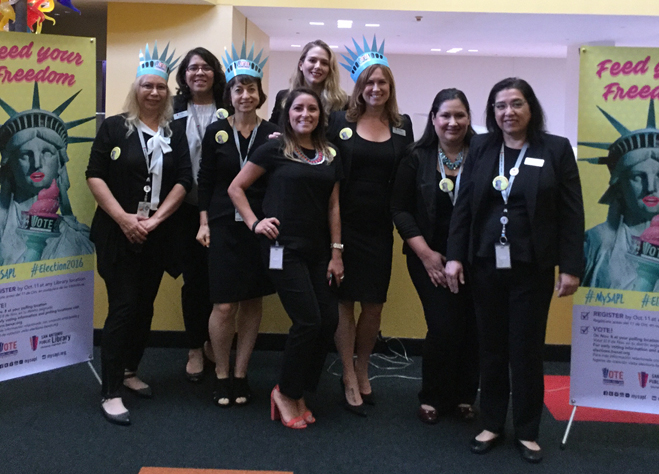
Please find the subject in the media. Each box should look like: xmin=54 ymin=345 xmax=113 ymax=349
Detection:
xmin=229 ymin=88 xmax=343 ymax=429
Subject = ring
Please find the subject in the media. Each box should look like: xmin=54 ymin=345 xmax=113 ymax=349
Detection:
xmin=340 ymin=276 xmax=345 ymax=280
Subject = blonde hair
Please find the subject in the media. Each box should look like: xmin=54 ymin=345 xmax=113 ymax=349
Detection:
xmin=122 ymin=75 xmax=174 ymax=136
xmin=286 ymin=40 xmax=348 ymax=118
xmin=346 ymin=65 xmax=402 ymax=127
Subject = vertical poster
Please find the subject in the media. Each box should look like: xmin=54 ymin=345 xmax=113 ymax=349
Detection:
xmin=0 ymin=33 xmax=96 ymax=382
xmin=571 ymin=46 xmax=659 ymax=414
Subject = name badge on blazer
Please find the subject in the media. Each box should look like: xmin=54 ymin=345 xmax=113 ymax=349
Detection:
xmin=392 ymin=127 xmax=406 ymax=136
xmin=524 ymin=157 xmax=544 ymax=167
xmin=173 ymin=111 xmax=188 ymax=120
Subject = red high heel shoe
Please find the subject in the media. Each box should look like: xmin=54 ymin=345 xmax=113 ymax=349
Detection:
xmin=270 ymin=385 xmax=307 ymax=429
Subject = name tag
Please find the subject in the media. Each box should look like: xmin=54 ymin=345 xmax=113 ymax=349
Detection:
xmin=392 ymin=127 xmax=406 ymax=136
xmin=524 ymin=157 xmax=544 ymax=167
xmin=173 ymin=111 xmax=188 ymax=120
xmin=269 ymin=243 xmax=283 ymax=270
xmin=494 ymin=243 xmax=512 ymax=269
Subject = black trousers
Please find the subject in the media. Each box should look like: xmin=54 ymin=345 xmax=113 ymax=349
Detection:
xmin=100 ymin=245 xmax=165 ymax=398
xmin=265 ymin=245 xmax=339 ymax=400
xmin=406 ymin=252 xmax=479 ymax=411
xmin=470 ymin=258 xmax=554 ymax=440
xmin=179 ymin=202 xmax=212 ymax=349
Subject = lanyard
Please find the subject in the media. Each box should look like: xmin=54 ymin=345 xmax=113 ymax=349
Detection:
xmin=189 ymin=102 xmax=216 ymax=143
xmin=232 ymin=118 xmax=260 ymax=169
xmin=497 ymin=142 xmax=528 ymax=243
xmin=437 ymin=149 xmax=463 ymax=205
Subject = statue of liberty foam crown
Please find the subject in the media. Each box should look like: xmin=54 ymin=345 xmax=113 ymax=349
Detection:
xmin=137 ymin=41 xmax=180 ymax=80
xmin=340 ymin=36 xmax=389 ymax=82
xmin=222 ymin=42 xmax=268 ymax=82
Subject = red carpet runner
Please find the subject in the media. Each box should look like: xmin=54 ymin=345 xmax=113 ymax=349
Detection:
xmin=544 ymin=375 xmax=659 ymax=424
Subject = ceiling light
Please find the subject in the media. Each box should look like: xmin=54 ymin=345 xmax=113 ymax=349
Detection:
xmin=337 ymin=20 xmax=353 ymax=29
xmin=309 ymin=22 xmax=324 ymax=26
xmin=291 ymin=45 xmax=301 ymax=48
xmin=431 ymin=48 xmax=441 ymax=52
xmin=330 ymin=45 xmax=339 ymax=49
xmin=365 ymin=23 xmax=380 ymax=27
xmin=468 ymin=49 xmax=478 ymax=52
xmin=446 ymin=48 xmax=463 ymax=54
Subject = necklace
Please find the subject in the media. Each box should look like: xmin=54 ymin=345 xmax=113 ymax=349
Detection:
xmin=293 ymin=145 xmax=325 ymax=165
xmin=439 ymin=147 xmax=464 ymax=171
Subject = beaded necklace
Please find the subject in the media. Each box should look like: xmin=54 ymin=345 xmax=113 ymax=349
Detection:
xmin=293 ymin=144 xmax=325 ymax=165
xmin=438 ymin=147 xmax=464 ymax=171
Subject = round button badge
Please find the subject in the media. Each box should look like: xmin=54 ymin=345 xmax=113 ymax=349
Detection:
xmin=329 ymin=147 xmax=337 ymax=157
xmin=339 ymin=128 xmax=353 ymax=140
xmin=216 ymin=108 xmax=229 ymax=120
xmin=510 ymin=167 xmax=519 ymax=177
xmin=439 ymin=178 xmax=454 ymax=193
xmin=215 ymin=130 xmax=229 ymax=144
xmin=110 ymin=147 xmax=121 ymax=161
xmin=492 ymin=175 xmax=509 ymax=191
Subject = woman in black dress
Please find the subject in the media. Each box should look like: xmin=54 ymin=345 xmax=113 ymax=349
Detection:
xmin=445 ymin=78 xmax=584 ymax=463
xmin=229 ymin=88 xmax=343 ymax=429
xmin=391 ymin=89 xmax=479 ymax=424
xmin=197 ymin=57 xmax=278 ymax=407
xmin=269 ymin=39 xmax=347 ymax=126
xmin=327 ymin=57 xmax=413 ymax=414
xmin=86 ymin=44 xmax=192 ymax=425
xmin=173 ymin=47 xmax=226 ymax=382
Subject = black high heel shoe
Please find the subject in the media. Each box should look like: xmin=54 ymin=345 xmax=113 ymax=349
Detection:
xmin=233 ymin=376 xmax=252 ymax=406
xmin=339 ymin=378 xmax=367 ymax=417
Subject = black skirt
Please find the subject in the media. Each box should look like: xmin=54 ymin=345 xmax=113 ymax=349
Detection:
xmin=208 ymin=221 xmax=275 ymax=303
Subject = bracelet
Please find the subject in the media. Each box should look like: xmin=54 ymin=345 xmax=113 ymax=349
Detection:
xmin=251 ymin=219 xmax=261 ymax=233
xmin=330 ymin=242 xmax=344 ymax=251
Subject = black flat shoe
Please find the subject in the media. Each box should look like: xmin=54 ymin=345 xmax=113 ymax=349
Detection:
xmin=186 ymin=369 xmax=204 ymax=383
xmin=515 ymin=440 xmax=543 ymax=464
xmin=469 ymin=433 xmax=504 ymax=454
xmin=101 ymin=399 xmax=130 ymax=426
xmin=233 ymin=377 xmax=252 ymax=406
xmin=213 ymin=377 xmax=233 ymax=408
xmin=340 ymin=398 xmax=367 ymax=417
xmin=360 ymin=391 xmax=375 ymax=406
xmin=456 ymin=405 xmax=477 ymax=421
xmin=123 ymin=373 xmax=153 ymax=399
xmin=418 ymin=405 xmax=439 ymax=425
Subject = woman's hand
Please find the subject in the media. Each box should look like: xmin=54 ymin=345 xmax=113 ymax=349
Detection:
xmin=327 ymin=255 xmax=344 ymax=287
xmin=445 ymin=260 xmax=465 ymax=294
xmin=254 ymin=217 xmax=280 ymax=240
xmin=196 ymin=223 xmax=210 ymax=247
xmin=119 ymin=213 xmax=148 ymax=244
xmin=556 ymin=273 xmax=580 ymax=297
xmin=138 ymin=214 xmax=162 ymax=234
xmin=421 ymin=250 xmax=447 ymax=288
xmin=268 ymin=131 xmax=282 ymax=140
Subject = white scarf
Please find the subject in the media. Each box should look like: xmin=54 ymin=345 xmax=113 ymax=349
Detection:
xmin=138 ymin=121 xmax=172 ymax=210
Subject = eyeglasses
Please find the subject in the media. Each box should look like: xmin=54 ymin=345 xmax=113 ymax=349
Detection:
xmin=493 ymin=100 xmax=527 ymax=111
xmin=140 ymin=83 xmax=168 ymax=92
xmin=186 ymin=65 xmax=214 ymax=73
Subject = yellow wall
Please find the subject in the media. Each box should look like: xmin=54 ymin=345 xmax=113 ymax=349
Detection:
xmin=101 ymin=1 xmax=593 ymax=344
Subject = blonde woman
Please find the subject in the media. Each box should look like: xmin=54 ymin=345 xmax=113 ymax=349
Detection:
xmin=87 ymin=44 xmax=192 ymax=425
xmin=269 ymin=39 xmax=347 ymax=126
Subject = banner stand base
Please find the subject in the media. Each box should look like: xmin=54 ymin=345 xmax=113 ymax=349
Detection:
xmin=560 ymin=405 xmax=578 ymax=450
xmin=87 ymin=360 xmax=102 ymax=386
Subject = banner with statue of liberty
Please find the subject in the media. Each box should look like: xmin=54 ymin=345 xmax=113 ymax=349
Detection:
xmin=571 ymin=46 xmax=659 ymax=414
xmin=0 ymin=32 xmax=95 ymax=382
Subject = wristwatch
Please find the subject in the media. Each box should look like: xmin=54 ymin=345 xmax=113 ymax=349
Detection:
xmin=330 ymin=243 xmax=344 ymax=251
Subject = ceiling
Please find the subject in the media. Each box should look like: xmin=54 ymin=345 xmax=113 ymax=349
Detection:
xmin=237 ymin=7 xmax=659 ymax=58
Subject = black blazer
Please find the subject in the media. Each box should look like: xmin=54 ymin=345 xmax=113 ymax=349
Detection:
xmin=391 ymin=146 xmax=446 ymax=253
xmin=326 ymin=110 xmax=414 ymax=200
xmin=445 ymin=132 xmax=585 ymax=277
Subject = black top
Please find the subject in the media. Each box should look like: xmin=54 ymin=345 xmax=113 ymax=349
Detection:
xmin=197 ymin=118 xmax=279 ymax=225
xmin=85 ymin=114 xmax=193 ymax=275
xmin=475 ymin=145 xmax=535 ymax=262
xmin=429 ymin=172 xmax=455 ymax=254
xmin=249 ymin=139 xmax=342 ymax=255
xmin=268 ymin=89 xmax=288 ymax=128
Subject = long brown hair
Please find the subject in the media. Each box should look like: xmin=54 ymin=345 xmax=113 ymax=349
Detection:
xmin=281 ymin=88 xmax=333 ymax=163
xmin=346 ymin=65 xmax=402 ymax=127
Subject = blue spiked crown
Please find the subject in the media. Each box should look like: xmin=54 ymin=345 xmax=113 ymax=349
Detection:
xmin=340 ymin=36 xmax=389 ymax=82
xmin=137 ymin=41 xmax=180 ymax=81
xmin=222 ymin=42 xmax=268 ymax=82
xmin=0 ymin=83 xmax=95 ymax=153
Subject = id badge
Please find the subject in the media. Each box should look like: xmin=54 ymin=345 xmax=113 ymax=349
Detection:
xmin=269 ymin=243 xmax=284 ymax=270
xmin=137 ymin=201 xmax=151 ymax=218
xmin=234 ymin=208 xmax=243 ymax=222
xmin=494 ymin=243 xmax=512 ymax=269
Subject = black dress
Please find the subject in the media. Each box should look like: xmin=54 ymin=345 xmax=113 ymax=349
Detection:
xmin=340 ymin=135 xmax=397 ymax=303
xmin=197 ymin=118 xmax=279 ymax=303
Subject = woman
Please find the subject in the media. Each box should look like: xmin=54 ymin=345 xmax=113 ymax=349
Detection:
xmin=269 ymin=39 xmax=347 ymax=126
xmin=391 ymin=89 xmax=479 ymax=424
xmin=445 ymin=77 xmax=584 ymax=463
xmin=327 ymin=42 xmax=413 ymax=415
xmin=196 ymin=47 xmax=278 ymax=406
xmin=228 ymin=88 xmax=343 ymax=429
xmin=173 ymin=47 xmax=226 ymax=382
xmin=86 ymin=44 xmax=192 ymax=426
